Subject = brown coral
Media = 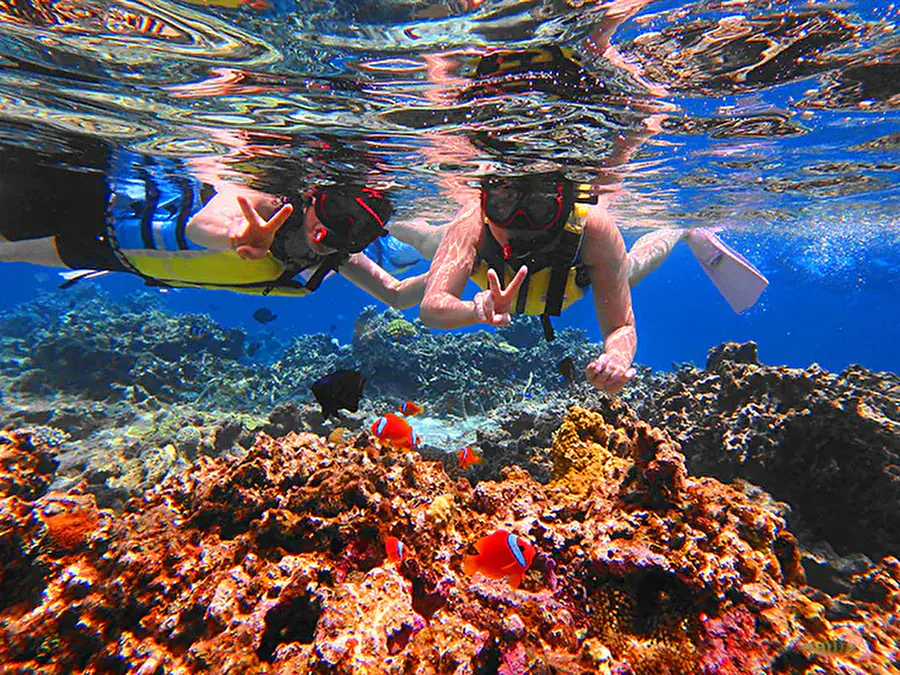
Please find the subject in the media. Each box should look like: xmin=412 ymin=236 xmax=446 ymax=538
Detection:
xmin=0 ymin=408 xmax=896 ymax=674
xmin=39 ymin=494 xmax=100 ymax=553
xmin=641 ymin=341 xmax=900 ymax=559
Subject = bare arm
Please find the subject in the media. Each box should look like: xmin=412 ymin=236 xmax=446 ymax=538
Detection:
xmin=580 ymin=205 xmax=638 ymax=392
xmin=418 ymin=202 xmax=484 ymax=328
xmin=184 ymin=186 xmax=283 ymax=251
xmin=339 ymin=254 xmax=428 ymax=310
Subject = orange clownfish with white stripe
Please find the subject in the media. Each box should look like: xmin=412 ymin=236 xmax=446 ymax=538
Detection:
xmin=385 ymin=536 xmax=406 ymax=564
xmin=398 ymin=400 xmax=424 ymax=416
xmin=462 ymin=529 xmax=536 ymax=589
xmin=457 ymin=446 xmax=483 ymax=470
xmin=371 ymin=413 xmax=421 ymax=450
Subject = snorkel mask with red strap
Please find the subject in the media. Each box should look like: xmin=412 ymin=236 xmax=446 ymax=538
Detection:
xmin=481 ymin=172 xmax=574 ymax=258
xmin=310 ymin=185 xmax=392 ymax=254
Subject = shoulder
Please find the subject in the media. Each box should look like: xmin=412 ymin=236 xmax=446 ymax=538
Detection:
xmin=445 ymin=201 xmax=486 ymax=248
xmin=582 ymin=201 xmax=616 ymax=235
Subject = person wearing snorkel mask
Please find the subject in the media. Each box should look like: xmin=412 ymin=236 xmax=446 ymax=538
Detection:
xmin=0 ymin=143 xmax=427 ymax=307
xmin=416 ymin=171 xmax=768 ymax=394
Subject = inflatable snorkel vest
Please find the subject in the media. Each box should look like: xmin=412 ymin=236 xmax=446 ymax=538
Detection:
xmin=474 ymin=172 xmax=594 ymax=340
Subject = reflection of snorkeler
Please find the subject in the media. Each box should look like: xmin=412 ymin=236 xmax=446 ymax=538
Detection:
xmin=0 ymin=141 xmax=428 ymax=308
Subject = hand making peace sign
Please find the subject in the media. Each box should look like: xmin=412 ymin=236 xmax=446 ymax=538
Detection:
xmin=232 ymin=196 xmax=294 ymax=260
xmin=472 ymin=265 xmax=528 ymax=326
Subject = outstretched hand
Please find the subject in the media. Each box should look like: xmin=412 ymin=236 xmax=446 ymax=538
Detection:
xmin=585 ymin=352 xmax=636 ymax=394
xmin=233 ymin=197 xmax=294 ymax=260
xmin=473 ymin=265 xmax=528 ymax=326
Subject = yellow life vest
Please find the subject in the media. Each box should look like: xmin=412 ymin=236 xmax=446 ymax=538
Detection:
xmin=119 ymin=248 xmax=315 ymax=296
xmin=471 ymin=204 xmax=590 ymax=316
xmin=470 ymin=261 xmax=586 ymax=315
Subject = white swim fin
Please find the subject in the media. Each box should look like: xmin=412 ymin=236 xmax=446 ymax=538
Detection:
xmin=686 ymin=229 xmax=768 ymax=313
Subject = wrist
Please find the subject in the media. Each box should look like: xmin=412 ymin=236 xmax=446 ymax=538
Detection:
xmin=604 ymin=349 xmax=632 ymax=367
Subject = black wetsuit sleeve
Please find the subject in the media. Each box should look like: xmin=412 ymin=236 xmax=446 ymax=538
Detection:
xmin=0 ymin=143 xmax=124 ymax=271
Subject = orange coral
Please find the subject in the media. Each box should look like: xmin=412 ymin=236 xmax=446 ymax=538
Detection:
xmin=39 ymin=495 xmax=100 ymax=553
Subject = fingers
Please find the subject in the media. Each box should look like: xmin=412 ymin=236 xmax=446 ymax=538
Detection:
xmin=237 ymin=197 xmax=293 ymax=233
xmin=473 ymin=290 xmax=491 ymax=324
xmin=586 ymin=354 xmax=636 ymax=393
xmin=486 ymin=268 xmax=501 ymax=296
xmin=492 ymin=312 xmax=512 ymax=327
xmin=237 ymin=196 xmax=261 ymax=227
xmin=503 ymin=265 xmax=528 ymax=298
xmin=235 ymin=244 xmax=267 ymax=260
xmin=267 ymin=203 xmax=294 ymax=233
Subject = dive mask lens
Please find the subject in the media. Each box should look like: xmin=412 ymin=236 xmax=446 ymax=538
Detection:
xmin=522 ymin=184 xmax=563 ymax=230
xmin=313 ymin=190 xmax=387 ymax=253
xmin=484 ymin=178 xmax=563 ymax=231
xmin=483 ymin=180 xmax=525 ymax=227
xmin=314 ymin=192 xmax=355 ymax=232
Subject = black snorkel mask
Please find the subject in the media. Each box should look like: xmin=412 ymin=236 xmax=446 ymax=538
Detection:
xmin=311 ymin=185 xmax=392 ymax=255
xmin=482 ymin=173 xmax=575 ymax=257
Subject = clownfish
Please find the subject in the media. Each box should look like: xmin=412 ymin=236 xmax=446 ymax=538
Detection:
xmin=457 ymin=446 xmax=483 ymax=470
xmin=462 ymin=529 xmax=536 ymax=589
xmin=385 ymin=536 xmax=406 ymax=564
xmin=371 ymin=413 xmax=421 ymax=450
xmin=398 ymin=400 xmax=424 ymax=416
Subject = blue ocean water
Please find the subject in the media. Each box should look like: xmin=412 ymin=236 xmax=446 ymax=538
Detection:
xmin=0 ymin=0 xmax=897 ymax=374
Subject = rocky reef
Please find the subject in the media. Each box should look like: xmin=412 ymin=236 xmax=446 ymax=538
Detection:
xmin=629 ymin=342 xmax=900 ymax=563
xmin=1 ymin=288 xmax=899 ymax=672
xmin=1 ymin=406 xmax=898 ymax=674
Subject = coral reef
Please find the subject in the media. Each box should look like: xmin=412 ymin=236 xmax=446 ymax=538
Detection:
xmin=1 ymin=408 xmax=898 ymax=674
xmin=2 ymin=291 xmax=900 ymax=672
xmin=630 ymin=341 xmax=900 ymax=560
xmin=2 ymin=290 xmax=247 ymax=404
xmin=350 ymin=307 xmax=596 ymax=416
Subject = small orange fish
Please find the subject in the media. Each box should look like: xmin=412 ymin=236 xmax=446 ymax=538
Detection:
xmin=457 ymin=446 xmax=483 ymax=470
xmin=463 ymin=529 xmax=536 ymax=589
xmin=398 ymin=401 xmax=424 ymax=416
xmin=385 ymin=536 xmax=406 ymax=564
xmin=371 ymin=413 xmax=421 ymax=450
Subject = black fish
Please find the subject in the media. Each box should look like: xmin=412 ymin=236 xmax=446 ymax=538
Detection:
xmin=311 ymin=370 xmax=365 ymax=419
xmin=253 ymin=308 xmax=278 ymax=324
xmin=557 ymin=356 xmax=576 ymax=385
xmin=246 ymin=341 xmax=261 ymax=357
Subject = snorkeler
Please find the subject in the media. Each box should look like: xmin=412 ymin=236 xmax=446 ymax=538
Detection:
xmin=0 ymin=143 xmax=427 ymax=308
xmin=416 ymin=171 xmax=768 ymax=394
xmin=391 ymin=25 xmax=768 ymax=394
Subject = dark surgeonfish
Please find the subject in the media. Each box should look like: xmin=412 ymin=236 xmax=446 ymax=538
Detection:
xmin=557 ymin=356 xmax=576 ymax=385
xmin=253 ymin=307 xmax=278 ymax=324
xmin=311 ymin=370 xmax=366 ymax=418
